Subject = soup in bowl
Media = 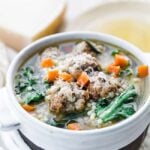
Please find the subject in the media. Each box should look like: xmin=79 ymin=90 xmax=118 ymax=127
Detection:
xmin=14 ymin=38 xmax=148 ymax=130
xmin=4 ymin=32 xmax=150 ymax=150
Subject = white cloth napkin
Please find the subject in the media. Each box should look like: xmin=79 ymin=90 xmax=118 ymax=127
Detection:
xmin=0 ymin=42 xmax=16 ymax=87
xmin=0 ymin=42 xmax=9 ymax=87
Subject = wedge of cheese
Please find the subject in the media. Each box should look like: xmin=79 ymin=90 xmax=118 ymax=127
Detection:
xmin=0 ymin=0 xmax=66 ymax=51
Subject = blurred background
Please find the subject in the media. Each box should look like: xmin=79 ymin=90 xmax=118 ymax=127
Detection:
xmin=0 ymin=0 xmax=150 ymax=149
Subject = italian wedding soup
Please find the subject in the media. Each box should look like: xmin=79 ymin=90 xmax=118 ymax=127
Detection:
xmin=14 ymin=40 xmax=148 ymax=130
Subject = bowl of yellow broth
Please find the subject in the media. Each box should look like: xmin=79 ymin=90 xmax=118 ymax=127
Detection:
xmin=66 ymin=0 xmax=150 ymax=53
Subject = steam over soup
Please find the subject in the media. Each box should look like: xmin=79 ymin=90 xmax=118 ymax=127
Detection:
xmin=14 ymin=40 xmax=148 ymax=130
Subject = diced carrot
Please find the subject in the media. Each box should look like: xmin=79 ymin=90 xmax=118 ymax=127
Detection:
xmin=67 ymin=123 xmax=80 ymax=130
xmin=138 ymin=65 xmax=149 ymax=78
xmin=114 ymin=54 xmax=128 ymax=68
xmin=41 ymin=58 xmax=54 ymax=68
xmin=47 ymin=69 xmax=59 ymax=81
xmin=77 ymin=72 xmax=89 ymax=87
xmin=21 ymin=104 xmax=35 ymax=112
xmin=59 ymin=72 xmax=73 ymax=82
xmin=107 ymin=63 xmax=121 ymax=76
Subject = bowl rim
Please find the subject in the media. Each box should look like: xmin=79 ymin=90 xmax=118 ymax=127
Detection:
xmin=6 ymin=31 xmax=150 ymax=135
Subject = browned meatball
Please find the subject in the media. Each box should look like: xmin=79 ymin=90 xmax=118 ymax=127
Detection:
xmin=88 ymin=72 xmax=127 ymax=100
xmin=41 ymin=47 xmax=63 ymax=59
xmin=46 ymin=80 xmax=89 ymax=114
xmin=74 ymin=41 xmax=96 ymax=56
xmin=74 ymin=41 xmax=105 ymax=56
xmin=62 ymin=53 xmax=101 ymax=79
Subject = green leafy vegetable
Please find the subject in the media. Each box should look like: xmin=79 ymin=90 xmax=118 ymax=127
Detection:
xmin=15 ymin=66 xmax=50 ymax=104
xmin=117 ymin=105 xmax=135 ymax=118
xmin=47 ymin=112 xmax=86 ymax=128
xmin=46 ymin=118 xmax=67 ymax=128
xmin=24 ymin=91 xmax=44 ymax=104
xmin=22 ymin=66 xmax=34 ymax=77
xmin=15 ymin=80 xmax=29 ymax=94
xmin=44 ymin=80 xmax=52 ymax=90
xmin=85 ymin=40 xmax=103 ymax=54
xmin=95 ymin=98 xmax=110 ymax=117
xmin=102 ymin=105 xmax=135 ymax=123
xmin=111 ymin=49 xmax=120 ymax=56
xmin=15 ymin=66 xmax=37 ymax=94
xmin=120 ymin=68 xmax=133 ymax=77
xmin=96 ymin=85 xmax=137 ymax=123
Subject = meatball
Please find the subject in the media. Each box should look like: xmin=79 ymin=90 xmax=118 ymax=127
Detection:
xmin=73 ymin=41 xmax=105 ymax=56
xmin=88 ymin=72 xmax=128 ymax=100
xmin=62 ymin=53 xmax=101 ymax=78
xmin=74 ymin=41 xmax=96 ymax=56
xmin=40 ymin=47 xmax=65 ymax=65
xmin=46 ymin=80 xmax=89 ymax=114
xmin=41 ymin=47 xmax=61 ymax=58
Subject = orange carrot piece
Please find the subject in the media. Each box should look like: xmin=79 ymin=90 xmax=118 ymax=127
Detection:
xmin=77 ymin=72 xmax=89 ymax=87
xmin=138 ymin=65 xmax=149 ymax=78
xmin=114 ymin=54 xmax=128 ymax=68
xmin=67 ymin=123 xmax=80 ymax=130
xmin=107 ymin=63 xmax=121 ymax=76
xmin=47 ymin=69 xmax=59 ymax=81
xmin=21 ymin=104 xmax=35 ymax=112
xmin=41 ymin=58 xmax=54 ymax=68
xmin=59 ymin=72 xmax=73 ymax=82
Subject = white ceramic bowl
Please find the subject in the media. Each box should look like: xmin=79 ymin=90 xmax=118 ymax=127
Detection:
xmin=1 ymin=32 xmax=150 ymax=150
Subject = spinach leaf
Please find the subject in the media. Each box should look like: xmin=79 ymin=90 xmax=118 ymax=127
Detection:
xmin=46 ymin=118 xmax=67 ymax=128
xmin=117 ymin=105 xmax=135 ymax=118
xmin=103 ymin=105 xmax=135 ymax=123
xmin=85 ymin=40 xmax=103 ymax=54
xmin=47 ymin=112 xmax=86 ymax=128
xmin=24 ymin=91 xmax=44 ymax=104
xmin=15 ymin=66 xmax=36 ymax=94
xmin=22 ymin=66 xmax=34 ymax=77
xmin=120 ymin=68 xmax=133 ymax=77
xmin=44 ymin=80 xmax=52 ymax=90
xmin=95 ymin=98 xmax=110 ymax=117
xmin=15 ymin=80 xmax=29 ymax=94
xmin=111 ymin=49 xmax=120 ymax=56
xmin=15 ymin=66 xmax=49 ymax=104
xmin=96 ymin=85 xmax=137 ymax=123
